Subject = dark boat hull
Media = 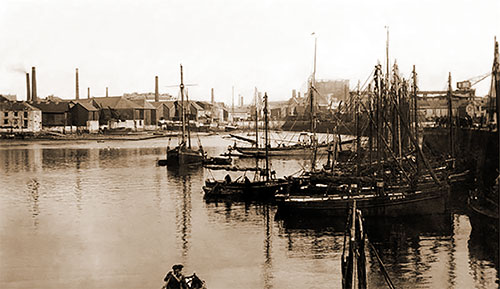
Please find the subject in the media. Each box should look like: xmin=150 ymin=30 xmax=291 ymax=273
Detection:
xmin=165 ymin=147 xmax=204 ymax=166
xmin=203 ymin=179 xmax=289 ymax=201
xmin=235 ymin=144 xmax=330 ymax=156
xmin=277 ymin=188 xmax=448 ymax=217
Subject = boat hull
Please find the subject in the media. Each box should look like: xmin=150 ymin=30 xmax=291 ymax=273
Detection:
xmin=235 ymin=144 xmax=330 ymax=156
xmin=166 ymin=147 xmax=204 ymax=166
xmin=204 ymin=179 xmax=289 ymax=201
xmin=277 ymin=188 xmax=448 ymax=217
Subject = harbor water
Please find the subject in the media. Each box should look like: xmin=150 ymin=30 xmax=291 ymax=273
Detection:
xmin=0 ymin=134 xmax=498 ymax=288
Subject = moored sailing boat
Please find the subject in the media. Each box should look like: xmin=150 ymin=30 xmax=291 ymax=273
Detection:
xmin=277 ymin=61 xmax=451 ymax=217
xmin=203 ymin=93 xmax=289 ymax=201
xmin=160 ymin=65 xmax=205 ymax=167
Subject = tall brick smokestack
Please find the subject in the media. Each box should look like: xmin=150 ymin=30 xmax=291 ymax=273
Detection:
xmin=31 ymin=67 xmax=37 ymax=102
xmin=26 ymin=73 xmax=31 ymax=101
xmin=106 ymin=87 xmax=109 ymax=97
xmin=155 ymin=76 xmax=159 ymax=102
xmin=211 ymin=88 xmax=214 ymax=105
xmin=75 ymin=68 xmax=79 ymax=100
xmin=88 ymin=87 xmax=90 ymax=99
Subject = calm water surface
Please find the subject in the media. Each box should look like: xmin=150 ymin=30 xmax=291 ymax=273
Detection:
xmin=0 ymin=134 xmax=498 ymax=288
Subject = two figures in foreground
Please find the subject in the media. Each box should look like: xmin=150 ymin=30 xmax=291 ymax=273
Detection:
xmin=162 ymin=264 xmax=206 ymax=289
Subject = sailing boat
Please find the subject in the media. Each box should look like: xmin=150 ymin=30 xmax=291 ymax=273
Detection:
xmin=277 ymin=61 xmax=451 ymax=217
xmin=203 ymin=93 xmax=289 ymax=201
xmin=160 ymin=65 xmax=205 ymax=167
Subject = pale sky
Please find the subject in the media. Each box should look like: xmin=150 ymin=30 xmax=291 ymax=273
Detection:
xmin=1 ymin=0 xmax=499 ymax=104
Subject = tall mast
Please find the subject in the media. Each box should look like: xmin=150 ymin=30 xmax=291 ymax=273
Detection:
xmin=385 ymin=26 xmax=390 ymax=82
xmin=232 ymin=86 xmax=235 ymax=124
xmin=412 ymin=65 xmax=420 ymax=179
xmin=264 ymin=93 xmax=270 ymax=181
xmin=186 ymin=88 xmax=192 ymax=149
xmin=375 ymin=64 xmax=382 ymax=175
xmin=356 ymin=81 xmax=361 ymax=178
xmin=493 ymin=37 xmax=500 ymax=151
xmin=255 ymin=87 xmax=259 ymax=149
xmin=180 ymin=64 xmax=186 ymax=145
xmin=447 ymin=72 xmax=454 ymax=158
xmin=310 ymin=33 xmax=318 ymax=171
xmin=313 ymin=34 xmax=317 ymax=85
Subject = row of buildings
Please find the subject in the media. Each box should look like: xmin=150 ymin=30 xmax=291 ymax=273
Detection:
xmin=0 ymin=94 xmax=235 ymax=134
xmin=2 ymin=76 xmax=488 ymax=134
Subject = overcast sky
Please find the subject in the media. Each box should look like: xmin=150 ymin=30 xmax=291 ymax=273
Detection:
xmin=1 ymin=0 xmax=499 ymax=104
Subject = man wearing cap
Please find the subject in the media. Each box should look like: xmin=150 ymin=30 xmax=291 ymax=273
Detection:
xmin=163 ymin=264 xmax=188 ymax=289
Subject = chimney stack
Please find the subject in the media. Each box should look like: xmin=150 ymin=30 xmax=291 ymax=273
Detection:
xmin=75 ymin=68 xmax=79 ymax=100
xmin=155 ymin=76 xmax=159 ymax=102
xmin=211 ymin=88 xmax=214 ymax=105
xmin=106 ymin=87 xmax=109 ymax=97
xmin=31 ymin=67 xmax=37 ymax=102
xmin=240 ymin=94 xmax=243 ymax=107
xmin=88 ymin=87 xmax=90 ymax=99
xmin=26 ymin=73 xmax=31 ymax=102
xmin=292 ymin=89 xmax=296 ymax=98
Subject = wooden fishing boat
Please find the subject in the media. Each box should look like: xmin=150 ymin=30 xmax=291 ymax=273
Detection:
xmin=203 ymin=92 xmax=289 ymax=201
xmin=233 ymin=136 xmax=333 ymax=157
xmin=277 ymin=183 xmax=448 ymax=217
xmin=158 ymin=65 xmax=205 ymax=167
xmin=278 ymin=59 xmax=452 ymax=218
xmin=203 ymin=176 xmax=289 ymax=201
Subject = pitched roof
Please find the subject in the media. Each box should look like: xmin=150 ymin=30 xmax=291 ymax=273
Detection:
xmin=72 ymin=100 xmax=99 ymax=111
xmin=0 ymin=101 xmax=40 ymax=111
xmin=131 ymin=98 xmax=156 ymax=109
xmin=92 ymin=96 xmax=142 ymax=110
xmin=30 ymin=101 xmax=71 ymax=113
xmin=189 ymin=101 xmax=204 ymax=110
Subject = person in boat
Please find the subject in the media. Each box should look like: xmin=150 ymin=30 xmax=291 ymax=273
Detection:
xmin=186 ymin=272 xmax=205 ymax=289
xmin=224 ymin=174 xmax=232 ymax=184
xmin=244 ymin=176 xmax=251 ymax=185
xmin=163 ymin=264 xmax=188 ymax=289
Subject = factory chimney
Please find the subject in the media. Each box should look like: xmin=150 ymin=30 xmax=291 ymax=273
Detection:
xmin=155 ymin=76 xmax=159 ymax=102
xmin=31 ymin=67 xmax=37 ymax=102
xmin=26 ymin=73 xmax=31 ymax=102
xmin=106 ymin=87 xmax=109 ymax=97
xmin=88 ymin=87 xmax=90 ymax=99
xmin=75 ymin=68 xmax=79 ymax=100
xmin=211 ymin=88 xmax=214 ymax=105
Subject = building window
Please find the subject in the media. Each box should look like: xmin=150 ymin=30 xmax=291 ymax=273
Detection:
xmin=13 ymin=111 xmax=18 ymax=117
xmin=24 ymin=111 xmax=28 ymax=118
xmin=24 ymin=120 xmax=28 ymax=128
xmin=3 ymin=119 xmax=8 ymax=125
xmin=4 ymin=112 xmax=7 ymax=117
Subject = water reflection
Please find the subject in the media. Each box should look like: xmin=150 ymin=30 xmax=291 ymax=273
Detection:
xmin=0 ymin=139 xmax=498 ymax=289
xmin=25 ymin=178 xmax=40 ymax=228
xmin=468 ymin=212 xmax=499 ymax=286
xmin=263 ymin=205 xmax=273 ymax=289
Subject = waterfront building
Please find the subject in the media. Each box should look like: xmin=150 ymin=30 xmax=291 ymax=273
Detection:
xmin=30 ymin=101 xmax=72 ymax=128
xmin=0 ymin=101 xmax=42 ymax=133
xmin=69 ymin=101 xmax=100 ymax=132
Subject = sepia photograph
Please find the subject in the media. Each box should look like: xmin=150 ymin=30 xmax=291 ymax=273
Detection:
xmin=0 ymin=0 xmax=499 ymax=288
